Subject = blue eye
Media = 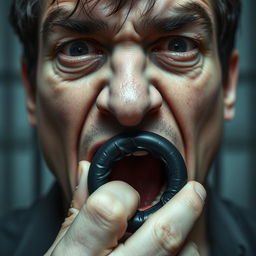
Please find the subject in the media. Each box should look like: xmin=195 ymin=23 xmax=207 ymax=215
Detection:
xmin=67 ymin=41 xmax=89 ymax=56
xmin=168 ymin=37 xmax=195 ymax=52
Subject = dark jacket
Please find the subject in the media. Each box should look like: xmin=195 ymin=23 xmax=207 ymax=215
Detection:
xmin=0 ymin=185 xmax=64 ymax=256
xmin=0 ymin=184 xmax=255 ymax=255
xmin=207 ymin=188 xmax=256 ymax=255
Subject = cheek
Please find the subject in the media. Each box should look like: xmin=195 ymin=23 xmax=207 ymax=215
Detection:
xmin=36 ymin=65 xmax=101 ymax=134
xmin=35 ymin=65 xmax=103 ymax=189
xmin=158 ymin=69 xmax=223 ymax=136
xmin=188 ymin=67 xmax=223 ymax=136
xmin=186 ymin=68 xmax=224 ymax=179
xmin=155 ymin=62 xmax=223 ymax=179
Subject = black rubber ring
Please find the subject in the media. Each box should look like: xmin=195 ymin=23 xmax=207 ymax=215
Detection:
xmin=88 ymin=131 xmax=187 ymax=233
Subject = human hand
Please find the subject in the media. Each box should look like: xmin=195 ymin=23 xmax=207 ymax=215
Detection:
xmin=45 ymin=160 xmax=206 ymax=256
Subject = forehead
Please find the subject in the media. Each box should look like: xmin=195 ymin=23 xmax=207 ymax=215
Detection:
xmin=41 ymin=0 xmax=215 ymax=26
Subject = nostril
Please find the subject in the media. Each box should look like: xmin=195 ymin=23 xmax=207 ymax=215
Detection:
xmin=96 ymin=85 xmax=163 ymax=126
xmin=148 ymin=85 xmax=163 ymax=111
xmin=96 ymin=86 xmax=109 ymax=113
xmin=109 ymin=102 xmax=148 ymax=126
xmin=96 ymin=87 xmax=146 ymax=126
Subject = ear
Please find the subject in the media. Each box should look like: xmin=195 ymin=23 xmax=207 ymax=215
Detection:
xmin=21 ymin=58 xmax=37 ymax=126
xmin=223 ymin=50 xmax=239 ymax=121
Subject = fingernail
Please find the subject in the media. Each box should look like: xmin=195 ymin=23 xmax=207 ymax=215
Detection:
xmin=194 ymin=182 xmax=206 ymax=201
xmin=77 ymin=162 xmax=84 ymax=184
xmin=76 ymin=161 xmax=90 ymax=189
xmin=72 ymin=161 xmax=91 ymax=209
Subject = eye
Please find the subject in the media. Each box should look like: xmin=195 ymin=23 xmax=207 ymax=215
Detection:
xmin=153 ymin=36 xmax=198 ymax=53
xmin=59 ymin=40 xmax=102 ymax=57
xmin=150 ymin=36 xmax=202 ymax=71
xmin=53 ymin=39 xmax=106 ymax=79
xmin=168 ymin=37 xmax=195 ymax=52
xmin=66 ymin=41 xmax=89 ymax=56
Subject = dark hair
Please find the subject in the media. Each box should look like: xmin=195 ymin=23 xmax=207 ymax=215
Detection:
xmin=212 ymin=0 xmax=241 ymax=83
xmin=9 ymin=0 xmax=241 ymax=85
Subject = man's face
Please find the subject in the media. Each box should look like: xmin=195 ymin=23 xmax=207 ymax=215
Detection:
xmin=26 ymin=0 xmax=237 ymax=203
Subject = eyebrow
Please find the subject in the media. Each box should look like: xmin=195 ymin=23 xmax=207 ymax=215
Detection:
xmin=140 ymin=2 xmax=213 ymax=39
xmin=41 ymin=1 xmax=213 ymax=42
xmin=41 ymin=7 xmax=109 ymax=42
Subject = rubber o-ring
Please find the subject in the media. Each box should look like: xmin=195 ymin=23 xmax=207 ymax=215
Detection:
xmin=88 ymin=131 xmax=187 ymax=233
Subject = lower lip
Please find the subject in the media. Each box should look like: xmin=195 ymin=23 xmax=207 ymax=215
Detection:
xmin=139 ymin=184 xmax=166 ymax=211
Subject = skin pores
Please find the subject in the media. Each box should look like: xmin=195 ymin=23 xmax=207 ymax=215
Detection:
xmin=24 ymin=0 xmax=235 ymax=205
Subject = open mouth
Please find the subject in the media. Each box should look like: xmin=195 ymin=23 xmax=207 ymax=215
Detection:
xmin=109 ymin=151 xmax=166 ymax=210
xmin=87 ymin=131 xmax=187 ymax=232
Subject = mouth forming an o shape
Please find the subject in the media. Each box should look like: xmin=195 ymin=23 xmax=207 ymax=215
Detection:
xmin=88 ymin=131 xmax=187 ymax=233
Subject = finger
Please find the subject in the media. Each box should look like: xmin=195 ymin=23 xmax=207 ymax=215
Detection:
xmin=113 ymin=181 xmax=206 ymax=256
xmin=178 ymin=242 xmax=200 ymax=256
xmin=53 ymin=181 xmax=139 ymax=256
xmin=44 ymin=161 xmax=90 ymax=256
xmin=72 ymin=160 xmax=90 ymax=210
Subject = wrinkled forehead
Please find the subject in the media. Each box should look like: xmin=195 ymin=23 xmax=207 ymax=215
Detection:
xmin=40 ymin=0 xmax=215 ymax=29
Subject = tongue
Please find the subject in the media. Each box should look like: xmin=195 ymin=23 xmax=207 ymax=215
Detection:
xmin=110 ymin=155 xmax=164 ymax=210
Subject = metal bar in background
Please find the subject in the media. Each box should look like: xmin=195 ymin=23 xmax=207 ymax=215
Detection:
xmin=2 ymin=2 xmax=16 ymax=210
xmin=248 ymin=0 xmax=256 ymax=206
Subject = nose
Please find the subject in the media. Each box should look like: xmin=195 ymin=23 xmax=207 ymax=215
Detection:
xmin=96 ymin=45 xmax=162 ymax=126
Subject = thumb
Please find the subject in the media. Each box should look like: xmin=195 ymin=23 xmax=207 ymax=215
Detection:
xmin=62 ymin=160 xmax=90 ymax=233
xmin=44 ymin=161 xmax=90 ymax=255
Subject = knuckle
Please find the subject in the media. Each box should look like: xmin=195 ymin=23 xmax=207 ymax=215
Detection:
xmin=86 ymin=192 xmax=126 ymax=228
xmin=153 ymin=221 xmax=183 ymax=254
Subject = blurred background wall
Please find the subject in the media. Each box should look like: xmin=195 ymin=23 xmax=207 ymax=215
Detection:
xmin=0 ymin=0 xmax=255 ymax=216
